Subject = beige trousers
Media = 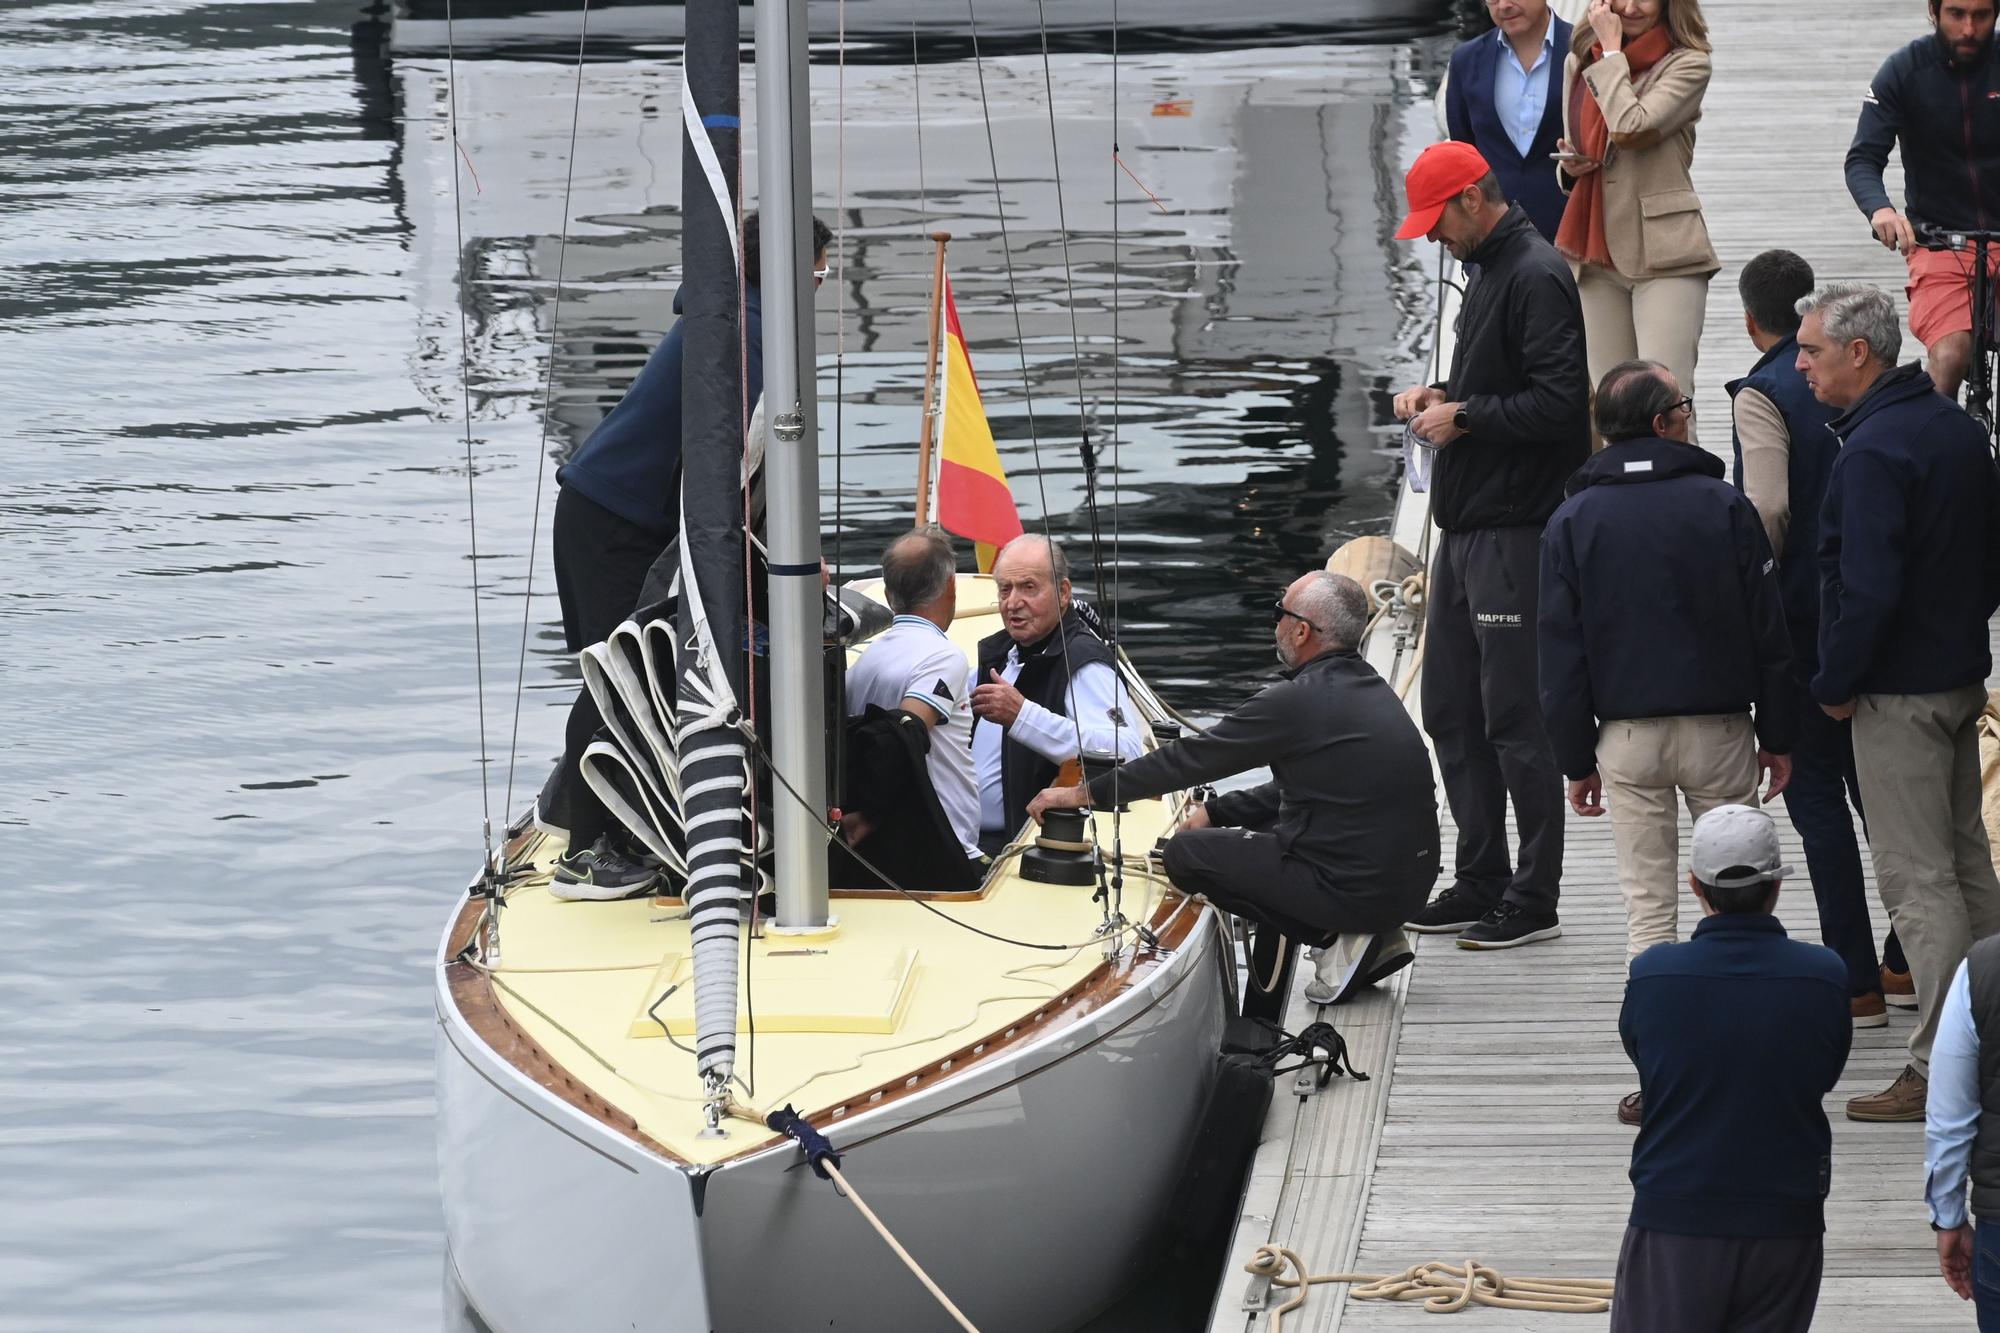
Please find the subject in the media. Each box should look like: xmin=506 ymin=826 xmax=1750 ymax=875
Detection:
xmin=1852 ymin=686 xmax=2000 ymax=1076
xmin=1575 ymin=265 xmax=1712 ymax=444
xmin=1597 ymin=713 xmax=1760 ymax=957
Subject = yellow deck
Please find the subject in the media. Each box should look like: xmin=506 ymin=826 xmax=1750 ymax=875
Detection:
xmin=482 ymin=577 xmax=1184 ymax=1166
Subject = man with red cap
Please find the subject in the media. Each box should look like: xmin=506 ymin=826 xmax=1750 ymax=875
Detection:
xmin=1394 ymin=140 xmax=1591 ymax=949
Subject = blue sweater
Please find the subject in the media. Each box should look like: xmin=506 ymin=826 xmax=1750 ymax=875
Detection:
xmin=1621 ymin=914 xmax=1849 ymax=1237
xmin=1813 ymin=363 xmax=2000 ymax=704
xmin=557 ymin=286 xmax=764 ymax=540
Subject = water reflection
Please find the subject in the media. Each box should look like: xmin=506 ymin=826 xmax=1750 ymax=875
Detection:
xmin=1 ymin=1 xmax=1447 ymax=1326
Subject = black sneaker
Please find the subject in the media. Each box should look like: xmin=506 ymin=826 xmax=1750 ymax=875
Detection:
xmin=550 ymin=837 xmax=661 ymax=901
xmin=1407 ymin=884 xmax=1489 ymax=934
xmin=1455 ymin=901 xmax=1561 ymax=950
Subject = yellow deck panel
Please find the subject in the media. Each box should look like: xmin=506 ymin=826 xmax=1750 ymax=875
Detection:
xmin=483 ymin=576 xmax=1187 ymax=1166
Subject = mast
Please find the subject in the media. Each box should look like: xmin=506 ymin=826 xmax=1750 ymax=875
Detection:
xmin=756 ymin=0 xmax=831 ymax=930
xmin=914 ymin=231 xmax=951 ymax=526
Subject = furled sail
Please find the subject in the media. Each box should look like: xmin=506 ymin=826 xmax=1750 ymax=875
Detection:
xmin=671 ymin=0 xmax=750 ymax=1094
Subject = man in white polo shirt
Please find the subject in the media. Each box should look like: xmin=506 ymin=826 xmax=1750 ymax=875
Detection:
xmin=843 ymin=527 xmax=984 ymax=884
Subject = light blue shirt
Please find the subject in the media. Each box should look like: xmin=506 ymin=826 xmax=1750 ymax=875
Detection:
xmin=1926 ymin=960 xmax=1980 ymax=1229
xmin=1493 ymin=21 xmax=1555 ymax=160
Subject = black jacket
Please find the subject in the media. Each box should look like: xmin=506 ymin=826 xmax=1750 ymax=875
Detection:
xmin=1846 ymin=33 xmax=2000 ymax=232
xmin=1814 ymin=363 xmax=2000 ymax=703
xmin=1086 ymin=649 xmax=1439 ymax=917
xmin=1433 ymin=205 xmax=1592 ymax=533
xmin=1621 ymin=914 xmax=1850 ymax=1237
xmin=974 ymin=610 xmax=1117 ymax=835
xmin=1538 ymin=436 xmax=1796 ymax=781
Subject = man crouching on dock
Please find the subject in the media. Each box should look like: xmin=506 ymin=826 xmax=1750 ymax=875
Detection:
xmin=1026 ymin=571 xmax=1439 ymax=1018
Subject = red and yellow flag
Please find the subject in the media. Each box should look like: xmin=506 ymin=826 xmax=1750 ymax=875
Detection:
xmin=936 ymin=275 xmax=1023 ymax=572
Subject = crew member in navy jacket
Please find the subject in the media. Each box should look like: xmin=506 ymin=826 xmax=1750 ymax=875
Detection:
xmin=1798 ymin=280 xmax=2000 ymax=1123
xmin=1728 ymin=249 xmax=1906 ymax=1027
xmin=1539 ymin=360 xmax=1794 ymax=972
xmin=1444 ymin=0 xmax=1573 ymax=241
xmin=1614 ymin=804 xmax=1849 ymax=1333
xmin=538 ymin=213 xmax=831 ymax=897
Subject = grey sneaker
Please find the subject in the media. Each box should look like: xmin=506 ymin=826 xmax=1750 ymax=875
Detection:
xmin=550 ymin=837 xmax=660 ymax=901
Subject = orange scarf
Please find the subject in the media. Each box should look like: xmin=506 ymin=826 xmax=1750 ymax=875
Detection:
xmin=1556 ymin=25 xmax=1674 ymax=270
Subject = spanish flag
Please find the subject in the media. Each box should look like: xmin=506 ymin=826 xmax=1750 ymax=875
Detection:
xmin=935 ymin=275 xmax=1023 ymax=572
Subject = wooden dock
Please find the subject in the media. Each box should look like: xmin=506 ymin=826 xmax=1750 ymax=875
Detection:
xmin=1211 ymin=1 xmax=1979 ymax=1327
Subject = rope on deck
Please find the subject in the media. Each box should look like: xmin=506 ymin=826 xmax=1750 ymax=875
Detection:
xmin=1244 ymin=1246 xmax=1613 ymax=1327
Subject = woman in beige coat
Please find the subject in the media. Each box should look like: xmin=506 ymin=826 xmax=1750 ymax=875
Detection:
xmin=1557 ymin=0 xmax=1719 ymax=436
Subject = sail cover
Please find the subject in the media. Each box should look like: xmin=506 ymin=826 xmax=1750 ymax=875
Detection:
xmin=672 ymin=0 xmax=750 ymax=1089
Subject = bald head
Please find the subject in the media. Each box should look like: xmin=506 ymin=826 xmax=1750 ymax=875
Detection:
xmin=881 ymin=525 xmax=957 ymax=625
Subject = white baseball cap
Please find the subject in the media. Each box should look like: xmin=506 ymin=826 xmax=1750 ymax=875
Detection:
xmin=1690 ymin=804 xmax=1792 ymax=889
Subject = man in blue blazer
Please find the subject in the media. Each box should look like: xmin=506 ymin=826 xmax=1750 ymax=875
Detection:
xmin=1445 ymin=0 xmax=1572 ymax=242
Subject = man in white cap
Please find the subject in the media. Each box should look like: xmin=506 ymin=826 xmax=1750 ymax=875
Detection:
xmin=1611 ymin=805 xmax=1850 ymax=1333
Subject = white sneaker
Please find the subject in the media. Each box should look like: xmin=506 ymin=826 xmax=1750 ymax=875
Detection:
xmin=1304 ymin=929 xmax=1414 ymax=1005
xmin=1304 ymin=933 xmax=1372 ymax=1005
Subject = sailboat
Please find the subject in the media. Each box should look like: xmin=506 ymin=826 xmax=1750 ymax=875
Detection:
xmin=433 ymin=1 xmax=1234 ymax=1328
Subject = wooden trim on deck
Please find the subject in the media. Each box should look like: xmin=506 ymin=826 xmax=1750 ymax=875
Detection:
xmin=440 ymin=884 xmax=1205 ymax=1170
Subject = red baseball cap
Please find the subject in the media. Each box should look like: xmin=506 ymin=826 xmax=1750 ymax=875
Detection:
xmin=1394 ymin=141 xmax=1493 ymax=241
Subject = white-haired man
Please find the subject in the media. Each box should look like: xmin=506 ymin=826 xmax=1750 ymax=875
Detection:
xmin=1798 ymin=281 xmax=2000 ymax=1121
xmin=968 ymin=534 xmax=1143 ymax=855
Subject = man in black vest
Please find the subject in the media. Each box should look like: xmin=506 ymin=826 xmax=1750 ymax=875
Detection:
xmin=1922 ymin=936 xmax=2000 ymax=1320
xmin=1028 ymin=572 xmax=1438 ymax=1017
xmin=1728 ymin=249 xmax=1907 ymax=1027
xmin=968 ymin=535 xmax=1141 ymax=856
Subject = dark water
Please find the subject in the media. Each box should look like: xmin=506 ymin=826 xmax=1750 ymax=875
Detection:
xmin=2 ymin=3 xmax=1443 ymax=1326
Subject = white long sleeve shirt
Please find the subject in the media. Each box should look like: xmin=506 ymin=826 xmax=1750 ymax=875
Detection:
xmin=969 ymin=651 xmax=1143 ymax=836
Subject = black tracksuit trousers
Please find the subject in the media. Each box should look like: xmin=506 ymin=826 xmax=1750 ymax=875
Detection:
xmin=1421 ymin=526 xmax=1564 ymax=915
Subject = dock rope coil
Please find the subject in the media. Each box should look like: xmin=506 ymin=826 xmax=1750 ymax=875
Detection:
xmin=1244 ymin=1247 xmax=1612 ymax=1328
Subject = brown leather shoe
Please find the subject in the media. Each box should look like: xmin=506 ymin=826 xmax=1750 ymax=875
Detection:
xmin=1882 ymin=966 xmax=1918 ymax=1009
xmin=1852 ymin=992 xmax=1888 ymax=1028
xmin=1846 ymin=1064 xmax=1927 ymax=1122
xmin=1617 ymin=1091 xmax=1643 ymax=1126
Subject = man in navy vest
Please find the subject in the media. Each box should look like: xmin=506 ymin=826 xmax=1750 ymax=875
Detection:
xmin=1728 ymin=249 xmax=1908 ymax=1029
xmin=1921 ymin=935 xmax=2000 ymax=1321
xmin=1445 ymin=0 xmax=1573 ymax=242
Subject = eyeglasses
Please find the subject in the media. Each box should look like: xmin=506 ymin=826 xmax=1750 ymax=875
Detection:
xmin=1661 ymin=395 xmax=1694 ymax=418
xmin=1272 ymin=601 xmax=1324 ymax=634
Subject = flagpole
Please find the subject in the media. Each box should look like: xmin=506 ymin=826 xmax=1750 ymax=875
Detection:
xmin=914 ymin=230 xmax=950 ymax=526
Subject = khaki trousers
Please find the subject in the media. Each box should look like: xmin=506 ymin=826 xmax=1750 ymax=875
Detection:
xmin=1852 ymin=686 xmax=2000 ymax=1075
xmin=1598 ymin=713 xmax=1760 ymax=957
xmin=1575 ymin=265 xmax=1712 ymax=444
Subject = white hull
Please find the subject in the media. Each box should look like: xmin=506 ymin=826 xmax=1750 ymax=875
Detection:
xmin=437 ymin=899 xmax=1231 ymax=1331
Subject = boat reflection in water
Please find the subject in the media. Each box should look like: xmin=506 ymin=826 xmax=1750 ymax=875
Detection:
xmin=389 ymin=0 xmax=1452 ymax=62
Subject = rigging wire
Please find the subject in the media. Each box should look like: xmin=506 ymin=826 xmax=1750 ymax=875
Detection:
xmin=961 ymin=0 xmax=1105 ymax=884
xmin=443 ymin=0 xmax=497 ymax=871
xmin=501 ymin=0 xmax=595 ymax=824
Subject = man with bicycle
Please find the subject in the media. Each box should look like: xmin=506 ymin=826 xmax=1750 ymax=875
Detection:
xmin=1845 ymin=0 xmax=2000 ymax=407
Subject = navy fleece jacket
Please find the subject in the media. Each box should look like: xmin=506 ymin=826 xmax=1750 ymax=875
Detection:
xmin=1813 ymin=363 xmax=2000 ymax=704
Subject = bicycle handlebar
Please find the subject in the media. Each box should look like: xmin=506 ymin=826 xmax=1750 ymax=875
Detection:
xmin=1915 ymin=222 xmax=2000 ymax=249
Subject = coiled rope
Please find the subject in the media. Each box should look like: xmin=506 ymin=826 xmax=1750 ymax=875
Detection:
xmin=1243 ymin=1247 xmax=1613 ymax=1327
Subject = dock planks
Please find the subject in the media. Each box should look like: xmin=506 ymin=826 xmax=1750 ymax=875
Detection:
xmin=1211 ymin=1 xmax=1983 ymax=1327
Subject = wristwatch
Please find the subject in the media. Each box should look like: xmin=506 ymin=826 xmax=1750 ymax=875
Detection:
xmin=1453 ymin=406 xmax=1471 ymax=435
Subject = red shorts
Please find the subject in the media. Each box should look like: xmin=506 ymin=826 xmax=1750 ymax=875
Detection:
xmin=1906 ymin=245 xmax=2000 ymax=346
